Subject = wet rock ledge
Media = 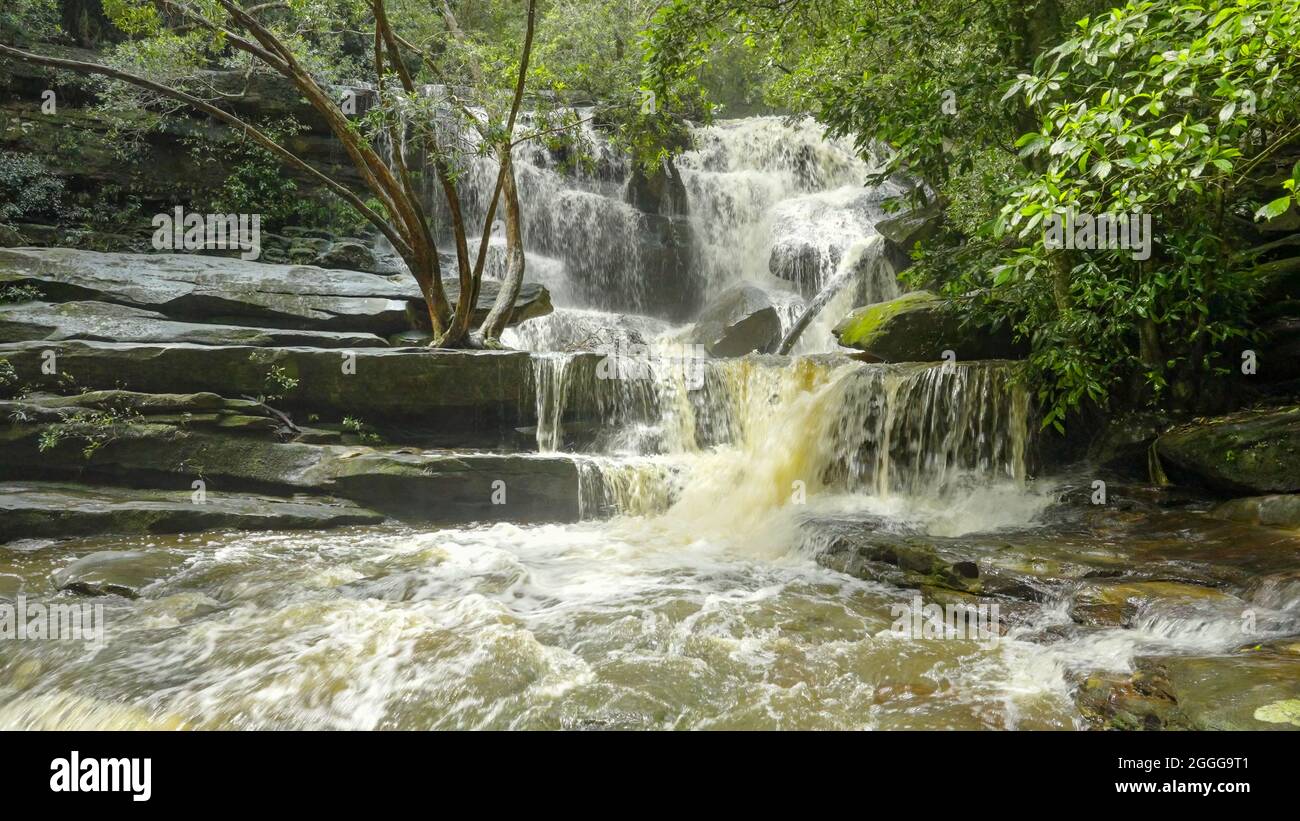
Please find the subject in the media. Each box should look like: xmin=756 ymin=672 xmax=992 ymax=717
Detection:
xmin=0 ymin=248 xmax=579 ymax=540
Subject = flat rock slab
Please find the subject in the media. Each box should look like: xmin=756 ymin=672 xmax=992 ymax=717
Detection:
xmin=0 ymin=340 xmax=535 ymax=425
xmin=0 ymin=480 xmax=385 ymax=543
xmin=0 ymin=247 xmax=551 ymax=334
xmin=0 ymin=300 xmax=389 ymax=348
xmin=0 ymin=426 xmax=582 ymax=524
xmin=0 ymin=247 xmax=416 ymax=334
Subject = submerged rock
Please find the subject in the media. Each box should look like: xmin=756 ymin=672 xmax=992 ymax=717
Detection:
xmin=51 ymin=550 xmax=185 ymax=599
xmin=677 ymin=284 xmax=781 ymax=357
xmin=1067 ymin=580 xmax=1243 ymax=629
xmin=832 ymin=290 xmax=1022 ymax=362
xmin=1155 ymin=405 xmax=1300 ymax=494
xmin=0 ymin=481 xmax=385 ymax=543
xmin=1212 ymin=494 xmax=1300 ymax=529
xmin=809 ymin=520 xmax=984 ymax=595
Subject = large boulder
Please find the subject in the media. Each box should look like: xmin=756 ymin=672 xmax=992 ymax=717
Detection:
xmin=0 ymin=300 xmax=388 ymax=347
xmin=832 ymin=290 xmax=1022 ymax=362
xmin=0 ymin=248 xmax=551 ymax=334
xmin=314 ymin=240 xmax=378 ymax=273
xmin=766 ymin=190 xmax=902 ymax=299
xmin=1155 ymin=406 xmax=1300 ymax=494
xmin=874 ymin=200 xmax=943 ymax=249
xmin=0 ymin=481 xmax=384 ymax=544
xmin=678 ymin=284 xmax=781 ymax=357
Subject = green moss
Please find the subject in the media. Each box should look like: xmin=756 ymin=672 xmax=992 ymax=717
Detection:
xmin=835 ymin=291 xmax=940 ymax=347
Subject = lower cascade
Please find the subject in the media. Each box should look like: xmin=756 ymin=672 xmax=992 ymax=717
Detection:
xmin=541 ymin=354 xmax=1034 ymax=523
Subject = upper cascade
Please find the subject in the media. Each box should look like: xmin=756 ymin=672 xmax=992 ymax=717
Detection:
xmin=404 ymin=111 xmax=908 ymax=352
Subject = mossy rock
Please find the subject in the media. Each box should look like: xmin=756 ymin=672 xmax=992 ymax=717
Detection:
xmin=832 ymin=290 xmax=1022 ymax=362
xmin=1155 ymin=405 xmax=1300 ymax=494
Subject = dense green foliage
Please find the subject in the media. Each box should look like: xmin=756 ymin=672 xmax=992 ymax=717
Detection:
xmin=0 ymin=150 xmax=66 ymax=222
xmin=648 ymin=0 xmax=1300 ymax=428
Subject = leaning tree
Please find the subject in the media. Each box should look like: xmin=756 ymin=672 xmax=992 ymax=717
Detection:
xmin=0 ymin=0 xmax=545 ymax=347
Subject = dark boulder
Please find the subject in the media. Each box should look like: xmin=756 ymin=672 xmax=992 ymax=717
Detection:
xmin=1155 ymin=406 xmax=1300 ymax=494
xmin=677 ymin=284 xmax=781 ymax=357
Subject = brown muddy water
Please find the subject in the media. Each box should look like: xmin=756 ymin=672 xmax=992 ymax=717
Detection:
xmin=1 ymin=358 xmax=1297 ymax=729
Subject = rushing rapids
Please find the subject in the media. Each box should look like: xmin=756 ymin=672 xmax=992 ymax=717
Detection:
xmin=2 ymin=116 xmax=1297 ymax=731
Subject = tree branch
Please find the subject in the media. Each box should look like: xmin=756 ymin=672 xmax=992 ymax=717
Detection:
xmin=0 ymin=43 xmax=413 ymax=260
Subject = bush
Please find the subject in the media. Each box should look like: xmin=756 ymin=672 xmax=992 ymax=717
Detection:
xmin=0 ymin=151 xmax=66 ymax=222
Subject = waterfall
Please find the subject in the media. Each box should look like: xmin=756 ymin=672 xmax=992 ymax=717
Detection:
xmin=534 ymin=353 xmax=1035 ymax=517
xmin=393 ymin=108 xmax=910 ymax=353
xmin=676 ymin=116 xmax=907 ymax=328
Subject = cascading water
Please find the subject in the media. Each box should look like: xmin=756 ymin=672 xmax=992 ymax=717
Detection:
xmin=677 ymin=117 xmax=905 ymax=307
xmin=534 ymin=353 xmax=1035 ymax=525
xmin=404 ymin=109 xmax=909 ymax=354
xmin=4 ymin=116 xmax=1293 ymax=733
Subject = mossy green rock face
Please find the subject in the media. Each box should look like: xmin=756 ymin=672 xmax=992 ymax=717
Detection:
xmin=0 ymin=481 xmax=384 ymax=544
xmin=1156 ymin=406 xmax=1300 ymax=494
xmin=832 ymin=291 xmax=1021 ymax=362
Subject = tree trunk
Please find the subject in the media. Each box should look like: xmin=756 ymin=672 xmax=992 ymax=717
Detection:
xmin=479 ymin=151 xmax=525 ymax=344
xmin=776 ymin=266 xmax=853 ymax=355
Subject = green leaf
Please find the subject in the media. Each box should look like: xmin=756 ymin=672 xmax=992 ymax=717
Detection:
xmin=1255 ymin=196 xmax=1293 ymax=221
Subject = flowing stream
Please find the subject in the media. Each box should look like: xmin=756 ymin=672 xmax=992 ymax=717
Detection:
xmin=2 ymin=117 xmax=1297 ymax=730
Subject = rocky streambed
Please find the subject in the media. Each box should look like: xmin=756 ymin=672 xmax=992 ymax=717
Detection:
xmin=1 ymin=248 xmax=1299 ymax=730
